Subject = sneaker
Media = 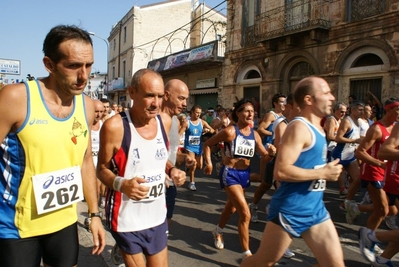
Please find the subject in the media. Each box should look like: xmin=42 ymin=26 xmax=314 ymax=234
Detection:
xmin=371 ymin=255 xmax=394 ymax=266
xmin=361 ymin=192 xmax=372 ymax=205
xmin=213 ymin=230 xmax=224 ymax=250
xmin=84 ymin=217 xmax=91 ymax=232
xmin=242 ymin=253 xmax=252 ymax=260
xmin=359 ymin=227 xmax=376 ymax=263
xmin=385 ymin=215 xmax=398 ymax=230
xmin=339 ymin=189 xmax=348 ymax=199
xmin=111 ymin=244 xmax=124 ymax=265
xmin=283 ymin=248 xmax=295 ymax=259
xmin=346 ymin=200 xmax=361 ymax=224
xmin=188 ymin=183 xmax=197 ymax=191
xmin=339 ymin=202 xmax=346 ymax=212
xmin=249 ymin=203 xmax=258 ymax=223
xmin=374 ymin=243 xmax=384 ymax=255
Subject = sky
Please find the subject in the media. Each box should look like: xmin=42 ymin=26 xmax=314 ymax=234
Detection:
xmin=1 ymin=0 xmax=226 ymax=83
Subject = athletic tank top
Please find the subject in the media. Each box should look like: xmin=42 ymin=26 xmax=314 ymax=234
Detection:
xmin=106 ymin=112 xmax=169 ymax=232
xmin=271 ymin=117 xmax=327 ymax=216
xmin=326 ymin=116 xmax=339 ymax=152
xmin=359 ymin=118 xmax=370 ymax=137
xmin=384 ymin=159 xmax=399 ymax=195
xmin=224 ymin=125 xmax=255 ymax=159
xmin=184 ymin=120 xmax=203 ymax=151
xmin=361 ymin=121 xmax=391 ymax=182
xmin=168 ymin=116 xmax=180 ymax=165
xmin=271 ymin=116 xmax=287 ymax=142
xmin=0 ymin=80 xmax=88 ymax=238
xmin=92 ymin=120 xmax=103 ymax=167
xmin=262 ymin=111 xmax=279 ymax=146
xmin=332 ymin=116 xmax=360 ymax=160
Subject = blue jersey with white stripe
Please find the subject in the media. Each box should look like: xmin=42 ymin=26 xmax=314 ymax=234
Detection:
xmin=270 ymin=117 xmax=327 ymax=216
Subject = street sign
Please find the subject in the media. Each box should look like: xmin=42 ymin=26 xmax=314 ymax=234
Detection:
xmin=0 ymin=58 xmax=21 ymax=75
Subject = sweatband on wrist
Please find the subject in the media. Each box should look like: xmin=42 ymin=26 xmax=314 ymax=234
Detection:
xmin=113 ymin=176 xmax=124 ymax=192
xmin=168 ymin=166 xmax=176 ymax=177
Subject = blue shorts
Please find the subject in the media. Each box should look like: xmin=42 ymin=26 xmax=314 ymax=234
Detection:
xmin=268 ymin=207 xmax=330 ymax=238
xmin=111 ymin=220 xmax=168 ymax=255
xmin=333 ymin=156 xmax=356 ymax=167
xmin=219 ymin=165 xmax=250 ymax=189
xmin=185 ymin=147 xmax=202 ymax=156
xmin=361 ymin=180 xmax=384 ymax=189
xmin=166 ymin=186 xmax=177 ymax=219
xmin=386 ymin=192 xmax=399 ymax=206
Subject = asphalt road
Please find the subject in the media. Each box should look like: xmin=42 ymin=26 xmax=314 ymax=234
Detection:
xmin=76 ymin=158 xmax=399 ymax=266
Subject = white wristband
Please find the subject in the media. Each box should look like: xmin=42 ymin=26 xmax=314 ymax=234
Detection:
xmin=113 ymin=176 xmax=124 ymax=192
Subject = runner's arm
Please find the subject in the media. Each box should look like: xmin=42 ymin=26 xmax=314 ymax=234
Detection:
xmin=355 ymin=124 xmax=385 ymax=167
xmin=257 ymin=113 xmax=274 ymax=137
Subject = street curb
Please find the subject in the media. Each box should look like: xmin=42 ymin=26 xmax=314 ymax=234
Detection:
xmin=77 ymin=201 xmax=120 ymax=267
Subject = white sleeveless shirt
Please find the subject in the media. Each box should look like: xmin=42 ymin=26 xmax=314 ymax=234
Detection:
xmin=117 ymin=112 xmax=167 ymax=232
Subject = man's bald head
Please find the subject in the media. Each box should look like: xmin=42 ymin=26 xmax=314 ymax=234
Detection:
xmin=165 ymin=79 xmax=189 ymax=94
xmin=163 ymin=79 xmax=189 ymax=116
xmin=93 ymin=99 xmax=105 ymax=123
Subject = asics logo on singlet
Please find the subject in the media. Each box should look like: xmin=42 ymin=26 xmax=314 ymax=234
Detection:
xmin=141 ymin=173 xmax=162 ymax=183
xmin=42 ymin=173 xmax=75 ymax=189
xmin=29 ymin=118 xmax=48 ymax=125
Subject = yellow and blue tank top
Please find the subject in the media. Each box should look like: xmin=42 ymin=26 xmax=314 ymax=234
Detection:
xmin=0 ymin=80 xmax=89 ymax=238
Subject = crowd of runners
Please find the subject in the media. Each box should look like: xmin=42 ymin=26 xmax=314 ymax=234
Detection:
xmin=0 ymin=24 xmax=398 ymax=267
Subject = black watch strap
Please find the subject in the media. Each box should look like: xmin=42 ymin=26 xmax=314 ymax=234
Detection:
xmin=88 ymin=212 xmax=102 ymax=218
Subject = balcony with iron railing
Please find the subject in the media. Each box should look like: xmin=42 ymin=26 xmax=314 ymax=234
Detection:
xmin=245 ymin=0 xmax=334 ymax=46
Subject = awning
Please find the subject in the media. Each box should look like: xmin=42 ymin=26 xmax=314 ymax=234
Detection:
xmin=190 ymin=88 xmax=218 ymax=95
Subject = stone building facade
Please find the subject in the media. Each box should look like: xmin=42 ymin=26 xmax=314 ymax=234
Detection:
xmin=222 ymin=0 xmax=399 ymax=116
xmin=104 ymin=0 xmax=226 ymax=108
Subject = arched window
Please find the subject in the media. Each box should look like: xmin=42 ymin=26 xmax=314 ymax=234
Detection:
xmin=351 ymin=53 xmax=383 ymax=68
xmin=288 ymin=62 xmax=314 ymax=92
xmin=245 ymin=70 xmax=261 ymax=79
xmin=290 ymin=62 xmax=315 ymax=79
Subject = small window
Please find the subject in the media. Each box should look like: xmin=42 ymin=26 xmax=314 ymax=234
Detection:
xmin=245 ymin=70 xmax=261 ymax=79
xmin=351 ymin=53 xmax=383 ymax=68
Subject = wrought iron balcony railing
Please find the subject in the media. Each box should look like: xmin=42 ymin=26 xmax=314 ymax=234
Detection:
xmin=250 ymin=0 xmax=335 ymax=44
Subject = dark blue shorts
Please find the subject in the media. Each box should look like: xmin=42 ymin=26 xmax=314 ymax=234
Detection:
xmin=386 ymin=192 xmax=399 ymax=206
xmin=361 ymin=180 xmax=384 ymax=189
xmin=0 ymin=222 xmax=78 ymax=267
xmin=219 ymin=165 xmax=250 ymax=189
xmin=269 ymin=208 xmax=330 ymax=238
xmin=333 ymin=156 xmax=356 ymax=167
xmin=166 ymin=186 xmax=177 ymax=219
xmin=111 ymin=220 xmax=168 ymax=255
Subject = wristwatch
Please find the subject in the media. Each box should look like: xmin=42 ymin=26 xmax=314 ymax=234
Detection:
xmin=88 ymin=212 xmax=102 ymax=218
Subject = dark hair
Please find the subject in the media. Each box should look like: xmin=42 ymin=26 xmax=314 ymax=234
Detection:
xmin=232 ymin=98 xmax=254 ymax=122
xmin=216 ymin=107 xmax=225 ymax=113
xmin=190 ymin=105 xmax=202 ymax=112
xmin=349 ymin=94 xmax=357 ymax=100
xmin=100 ymin=98 xmax=110 ymax=104
xmin=43 ymin=25 xmax=93 ymax=63
xmin=130 ymin=68 xmax=162 ymax=92
xmin=384 ymin=97 xmax=399 ymax=107
xmin=286 ymin=93 xmax=294 ymax=106
xmin=272 ymin=93 xmax=286 ymax=108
